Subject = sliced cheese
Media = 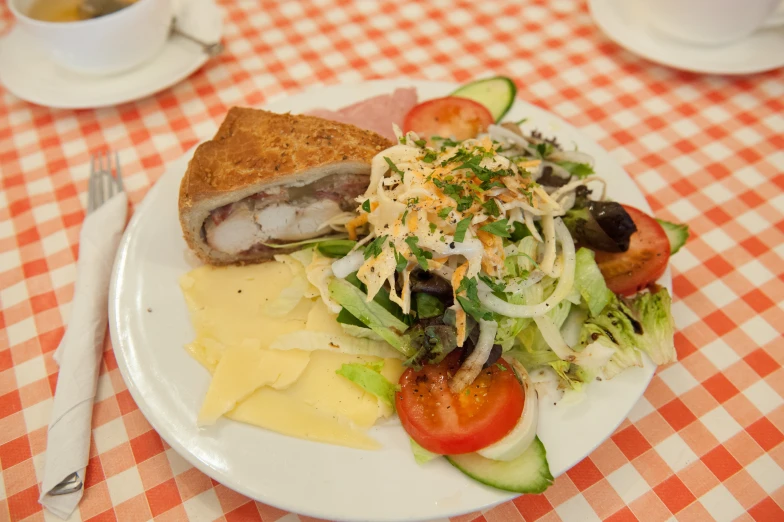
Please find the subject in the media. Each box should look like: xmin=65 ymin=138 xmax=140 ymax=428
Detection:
xmin=181 ymin=260 xmax=407 ymax=450
xmin=185 ymin=338 xmax=225 ymax=374
xmin=179 ymin=261 xmax=313 ymax=359
xmin=227 ymin=387 xmax=380 ymax=450
xmin=197 ymin=341 xmax=310 ymax=426
xmin=281 ymin=351 xmax=404 ymax=428
xmin=306 ymin=299 xmax=346 ymax=336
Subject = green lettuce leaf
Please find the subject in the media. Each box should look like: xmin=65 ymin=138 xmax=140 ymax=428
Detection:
xmin=629 ymin=285 xmax=677 ymax=365
xmin=336 ymin=361 xmax=400 ymax=410
xmin=409 ymin=438 xmax=440 ymax=464
xmin=573 ymin=248 xmax=613 ymax=317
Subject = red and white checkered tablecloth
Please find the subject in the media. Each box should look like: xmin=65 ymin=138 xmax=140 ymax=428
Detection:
xmin=1 ymin=0 xmax=783 ymax=520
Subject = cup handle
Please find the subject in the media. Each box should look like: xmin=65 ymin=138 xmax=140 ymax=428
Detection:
xmin=761 ymin=0 xmax=784 ymax=28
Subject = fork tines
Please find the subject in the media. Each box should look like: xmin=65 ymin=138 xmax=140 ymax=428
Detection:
xmin=88 ymin=150 xmax=124 ymax=214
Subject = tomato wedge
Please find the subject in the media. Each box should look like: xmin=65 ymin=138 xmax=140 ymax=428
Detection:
xmin=594 ymin=205 xmax=670 ymax=296
xmin=403 ymin=96 xmax=494 ymax=141
xmin=396 ymin=351 xmax=524 ymax=455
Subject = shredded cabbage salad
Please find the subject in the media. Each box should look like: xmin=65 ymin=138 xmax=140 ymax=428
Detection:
xmin=275 ymin=121 xmax=678 ymax=402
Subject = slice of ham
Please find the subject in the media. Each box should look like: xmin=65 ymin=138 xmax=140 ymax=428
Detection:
xmin=306 ymin=87 xmax=418 ymax=141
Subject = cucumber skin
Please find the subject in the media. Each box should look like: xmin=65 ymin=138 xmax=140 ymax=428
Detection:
xmin=446 ymin=436 xmax=554 ymax=494
xmin=655 ymin=219 xmax=689 ymax=255
xmin=451 ymin=77 xmax=517 ymax=122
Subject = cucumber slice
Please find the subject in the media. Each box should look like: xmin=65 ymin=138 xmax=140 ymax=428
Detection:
xmin=656 ymin=219 xmax=689 ymax=255
xmin=446 ymin=436 xmax=553 ymax=493
xmin=451 ymin=77 xmax=517 ymax=122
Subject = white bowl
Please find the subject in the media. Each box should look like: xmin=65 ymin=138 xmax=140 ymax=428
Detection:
xmin=9 ymin=0 xmax=172 ymax=76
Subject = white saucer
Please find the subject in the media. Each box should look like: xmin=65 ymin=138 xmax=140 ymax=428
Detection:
xmin=589 ymin=0 xmax=784 ymax=75
xmin=0 ymin=0 xmax=222 ymax=109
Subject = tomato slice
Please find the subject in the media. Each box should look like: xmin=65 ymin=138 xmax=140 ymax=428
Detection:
xmin=396 ymin=351 xmax=524 ymax=455
xmin=594 ymin=205 xmax=670 ymax=296
xmin=402 ymin=97 xmax=494 ymax=141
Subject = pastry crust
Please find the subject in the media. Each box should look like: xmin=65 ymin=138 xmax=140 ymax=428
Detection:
xmin=178 ymin=108 xmax=392 ymax=265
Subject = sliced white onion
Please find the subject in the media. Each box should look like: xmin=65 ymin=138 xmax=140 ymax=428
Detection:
xmin=331 ymin=250 xmax=364 ymax=279
xmin=533 ymin=315 xmax=574 ymax=361
xmin=548 ymin=176 xmax=601 ymax=203
xmin=558 ymin=192 xmax=576 ymax=212
xmin=549 ymin=149 xmax=595 ymax=166
xmin=479 ymin=219 xmax=575 ymax=318
xmin=478 ymin=359 xmax=539 ymax=461
xmin=539 ymin=214 xmax=557 ymax=277
xmin=449 ymin=319 xmax=498 ymax=394
xmin=488 ymin=124 xmax=529 ymax=149
xmin=503 ymin=269 xmax=545 ymax=293
xmin=524 ymin=210 xmax=543 ymax=242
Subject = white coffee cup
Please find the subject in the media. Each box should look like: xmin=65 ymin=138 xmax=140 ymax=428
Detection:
xmin=646 ymin=0 xmax=784 ymax=46
xmin=9 ymin=0 xmax=173 ymax=75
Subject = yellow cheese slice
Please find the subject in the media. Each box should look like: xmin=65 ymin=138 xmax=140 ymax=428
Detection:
xmin=185 ymin=338 xmax=226 ymax=374
xmin=181 ymin=261 xmax=407 ymax=449
xmin=180 ymin=262 xmax=313 ymax=351
xmin=281 ymin=351 xmax=404 ymax=428
xmin=227 ymin=387 xmax=380 ymax=450
xmin=306 ymin=299 xmax=346 ymax=336
xmin=197 ymin=342 xmax=310 ymax=426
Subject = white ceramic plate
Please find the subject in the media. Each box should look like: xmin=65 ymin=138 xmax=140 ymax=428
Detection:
xmin=0 ymin=0 xmax=222 ymax=109
xmin=589 ymin=0 xmax=784 ymax=75
xmin=110 ymin=79 xmax=667 ymax=522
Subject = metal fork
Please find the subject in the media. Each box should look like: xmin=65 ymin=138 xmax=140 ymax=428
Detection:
xmin=87 ymin=150 xmax=124 ymax=214
xmin=48 ymin=151 xmax=123 ymax=498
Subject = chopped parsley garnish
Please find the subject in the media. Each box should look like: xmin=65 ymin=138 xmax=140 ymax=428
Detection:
xmin=479 ymin=274 xmax=506 ymax=293
xmin=496 ymin=362 xmax=507 ymax=371
xmin=404 ymin=236 xmax=433 ymax=270
xmin=361 ymin=199 xmax=371 ymax=213
xmin=454 ymin=215 xmax=473 ymax=243
xmin=437 ymin=206 xmax=453 ymax=219
xmin=454 ymin=154 xmax=497 ymax=182
xmin=456 ymin=196 xmax=473 ymax=212
xmin=363 ymin=235 xmax=388 ymax=260
xmin=414 ymin=138 xmax=427 ymax=147
xmin=422 ymin=151 xmax=438 ymax=163
xmin=429 ymin=222 xmax=437 ymax=233
xmin=455 ymin=276 xmax=492 ymax=321
xmin=515 ymin=117 xmax=528 ymax=125
xmin=398 ymin=136 xmax=407 ymax=144
xmin=482 ymin=199 xmax=501 ymax=217
xmin=384 ymin=156 xmax=404 ymax=180
xmin=432 ymin=136 xmax=459 ymax=148
xmin=479 ymin=218 xmax=511 ymax=238
xmin=392 ymin=246 xmax=407 ymax=273
xmin=510 ymin=221 xmax=531 ymax=242
xmin=401 ymin=209 xmax=409 ymax=223
xmin=434 ymin=179 xmax=474 ymax=212
xmin=480 ymin=180 xmax=506 ymax=191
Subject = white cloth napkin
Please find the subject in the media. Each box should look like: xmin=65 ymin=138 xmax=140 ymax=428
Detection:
xmin=40 ymin=192 xmax=128 ymax=520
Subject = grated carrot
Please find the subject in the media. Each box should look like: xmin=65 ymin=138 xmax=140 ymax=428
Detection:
xmin=517 ymin=159 xmax=541 ymax=169
xmin=455 ymin=307 xmax=467 ymax=347
xmin=345 ymin=213 xmax=368 ymax=240
xmin=407 ymin=210 xmax=418 ymax=232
